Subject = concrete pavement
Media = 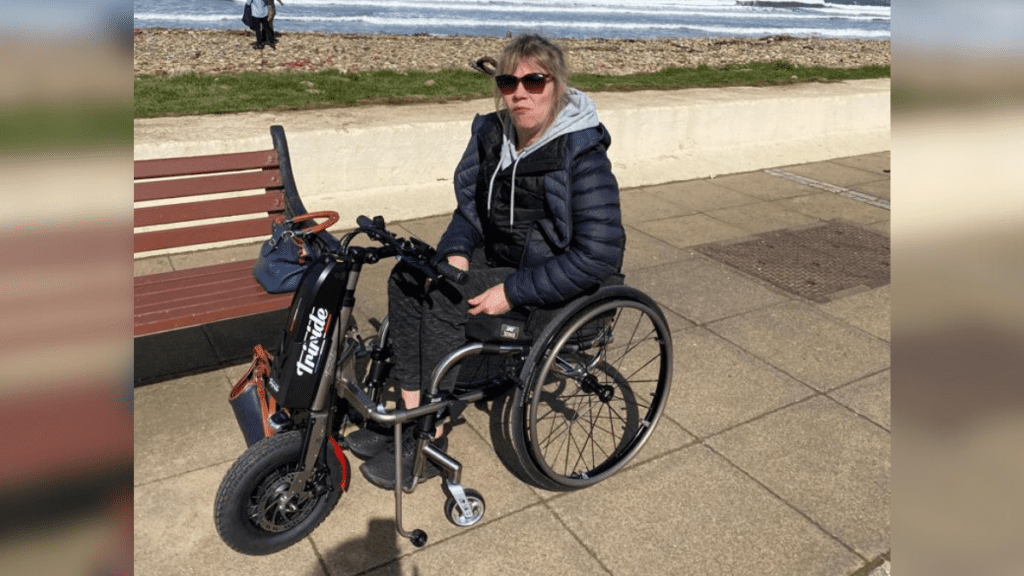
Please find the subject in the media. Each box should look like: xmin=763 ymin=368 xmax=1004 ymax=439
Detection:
xmin=134 ymin=152 xmax=890 ymax=576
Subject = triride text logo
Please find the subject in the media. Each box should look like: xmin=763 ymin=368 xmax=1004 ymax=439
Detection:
xmin=295 ymin=307 xmax=331 ymax=377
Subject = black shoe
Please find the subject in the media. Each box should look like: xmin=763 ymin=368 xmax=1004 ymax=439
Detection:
xmin=359 ymin=434 xmax=448 ymax=490
xmin=343 ymin=426 xmax=406 ymax=461
xmin=252 ymin=43 xmax=264 ymax=50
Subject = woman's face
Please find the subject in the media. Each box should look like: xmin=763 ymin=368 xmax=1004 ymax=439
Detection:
xmin=502 ymin=57 xmax=557 ymax=148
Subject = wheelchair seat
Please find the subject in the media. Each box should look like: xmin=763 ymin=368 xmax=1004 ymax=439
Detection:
xmin=463 ymin=274 xmax=624 ymax=345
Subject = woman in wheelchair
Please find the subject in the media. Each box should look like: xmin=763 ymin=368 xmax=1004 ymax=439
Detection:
xmin=352 ymin=33 xmax=627 ymax=489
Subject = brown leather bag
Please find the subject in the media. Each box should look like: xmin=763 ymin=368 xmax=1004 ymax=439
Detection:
xmin=228 ymin=345 xmax=278 ymax=447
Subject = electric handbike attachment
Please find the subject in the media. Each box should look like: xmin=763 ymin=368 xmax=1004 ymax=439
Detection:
xmin=214 ymin=212 xmax=674 ymax=555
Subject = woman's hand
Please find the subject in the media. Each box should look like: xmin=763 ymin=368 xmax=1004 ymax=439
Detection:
xmin=468 ymin=284 xmax=511 ymax=316
xmin=447 ymin=255 xmax=469 ymax=271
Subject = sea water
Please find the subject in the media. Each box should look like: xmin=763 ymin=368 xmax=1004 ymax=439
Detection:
xmin=133 ymin=0 xmax=890 ymax=40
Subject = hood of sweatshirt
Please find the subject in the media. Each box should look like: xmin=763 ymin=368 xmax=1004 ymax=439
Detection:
xmin=487 ymin=88 xmax=601 ymax=225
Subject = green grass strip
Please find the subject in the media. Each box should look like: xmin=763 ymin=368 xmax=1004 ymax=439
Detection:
xmin=134 ymin=61 xmax=889 ymax=119
xmin=1 ymin=102 xmax=132 ymax=153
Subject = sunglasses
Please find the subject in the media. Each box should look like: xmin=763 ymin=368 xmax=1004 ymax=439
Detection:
xmin=495 ymin=73 xmax=551 ymax=95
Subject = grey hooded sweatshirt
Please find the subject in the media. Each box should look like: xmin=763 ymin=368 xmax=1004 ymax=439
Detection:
xmin=486 ymin=88 xmax=601 ymax=226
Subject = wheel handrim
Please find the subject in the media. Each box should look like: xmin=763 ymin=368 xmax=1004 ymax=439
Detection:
xmin=526 ymin=300 xmax=671 ymax=487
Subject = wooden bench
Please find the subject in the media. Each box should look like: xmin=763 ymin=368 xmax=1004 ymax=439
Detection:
xmin=134 ymin=125 xmax=313 ymax=337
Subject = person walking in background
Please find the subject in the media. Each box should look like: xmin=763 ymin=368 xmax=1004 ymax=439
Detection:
xmin=266 ymin=0 xmax=282 ymax=47
xmin=244 ymin=0 xmax=278 ymax=50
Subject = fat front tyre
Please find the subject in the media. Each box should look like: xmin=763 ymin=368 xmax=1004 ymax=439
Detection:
xmin=214 ymin=430 xmax=347 ymax=555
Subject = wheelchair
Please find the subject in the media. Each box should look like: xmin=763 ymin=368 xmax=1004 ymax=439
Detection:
xmin=215 ymin=213 xmax=673 ymax=554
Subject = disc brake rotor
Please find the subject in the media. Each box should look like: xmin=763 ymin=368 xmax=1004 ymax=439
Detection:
xmin=249 ymin=469 xmax=316 ymax=533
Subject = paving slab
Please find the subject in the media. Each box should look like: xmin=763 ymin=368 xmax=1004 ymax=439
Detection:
xmin=851 ymin=178 xmax=891 ymax=201
xmin=621 ymin=225 xmax=695 ymax=273
xmin=706 ymin=200 xmax=818 ymax=234
xmin=392 ymin=214 xmax=451 ymax=246
xmin=707 ymin=170 xmax=820 ymax=201
xmin=618 ymin=187 xmax=696 ymax=223
xmin=707 ymin=396 xmax=891 ymax=558
xmin=350 ymin=261 xmax=392 ymax=323
xmin=777 ymin=192 xmax=891 ymax=225
xmin=708 ymin=301 xmax=890 ymax=392
xmin=819 ymin=285 xmax=891 ymax=342
xmin=827 ymin=153 xmax=891 ymax=178
xmin=134 ymin=367 xmax=245 ymax=485
xmin=629 ymin=257 xmax=790 ymax=325
xmin=665 ymin=326 xmax=815 ymax=438
xmin=830 ymin=370 xmax=891 ymax=431
xmin=865 ymin=219 xmax=889 ymax=238
xmin=135 ymin=463 xmax=323 ymax=576
xmin=780 ymin=160 xmax=884 ymax=188
xmin=643 ymin=179 xmax=762 ymax=212
xmin=662 ymin=307 xmax=698 ymax=334
xmin=363 ymin=505 xmax=610 ymax=576
xmin=548 ymin=445 xmax=864 ymax=576
xmin=635 ymin=213 xmax=751 ymax=249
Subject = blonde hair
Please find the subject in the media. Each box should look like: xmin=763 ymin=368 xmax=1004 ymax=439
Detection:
xmin=493 ymin=34 xmax=570 ymax=127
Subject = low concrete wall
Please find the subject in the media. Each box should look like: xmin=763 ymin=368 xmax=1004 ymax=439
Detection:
xmin=134 ymin=79 xmax=889 ymax=251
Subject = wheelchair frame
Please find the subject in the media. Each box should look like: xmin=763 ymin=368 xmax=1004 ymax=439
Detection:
xmin=336 ymin=278 xmax=673 ymax=546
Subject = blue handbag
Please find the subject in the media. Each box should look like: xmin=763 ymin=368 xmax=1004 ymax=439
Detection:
xmin=242 ymin=2 xmax=255 ymax=29
xmin=252 ymin=212 xmax=340 ymax=294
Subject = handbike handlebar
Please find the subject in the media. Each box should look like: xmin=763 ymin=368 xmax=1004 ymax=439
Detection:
xmin=338 ymin=214 xmax=468 ymax=285
xmin=435 ymin=261 xmax=469 ymax=285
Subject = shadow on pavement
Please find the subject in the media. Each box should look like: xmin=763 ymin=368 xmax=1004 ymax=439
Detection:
xmin=319 ymin=518 xmax=416 ymax=576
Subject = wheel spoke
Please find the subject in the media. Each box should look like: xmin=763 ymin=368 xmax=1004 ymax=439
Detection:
xmin=520 ymin=299 xmax=671 ymax=488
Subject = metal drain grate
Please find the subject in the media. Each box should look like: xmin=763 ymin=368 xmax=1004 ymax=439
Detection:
xmin=696 ymin=219 xmax=890 ymax=303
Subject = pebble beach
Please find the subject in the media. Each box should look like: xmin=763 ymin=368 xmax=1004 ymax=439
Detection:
xmin=133 ymin=28 xmax=890 ymax=77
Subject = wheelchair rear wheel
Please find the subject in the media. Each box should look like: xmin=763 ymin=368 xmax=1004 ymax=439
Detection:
xmin=512 ymin=292 xmax=672 ymax=490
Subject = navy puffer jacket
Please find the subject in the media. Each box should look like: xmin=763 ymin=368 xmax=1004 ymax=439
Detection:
xmin=435 ymin=112 xmax=625 ymax=307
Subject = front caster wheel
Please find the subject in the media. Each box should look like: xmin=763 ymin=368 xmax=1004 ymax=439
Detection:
xmin=409 ymin=529 xmax=428 ymax=548
xmin=444 ymin=489 xmax=485 ymax=527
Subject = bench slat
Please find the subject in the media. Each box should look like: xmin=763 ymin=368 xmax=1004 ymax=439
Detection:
xmin=134 ymin=149 xmax=279 ymax=179
xmin=134 ymin=217 xmax=274 ymax=253
xmin=134 ymin=169 xmax=283 ymax=203
xmin=134 ymin=294 xmax=293 ymax=336
xmin=135 ymin=263 xmax=267 ymax=303
xmin=136 ymin=277 xmax=273 ymax=309
xmin=135 ymin=267 xmax=260 ymax=299
xmin=135 ymin=282 xmax=272 ymax=315
xmin=134 ymin=260 xmax=256 ymax=288
xmin=134 ymin=191 xmax=285 ymax=228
